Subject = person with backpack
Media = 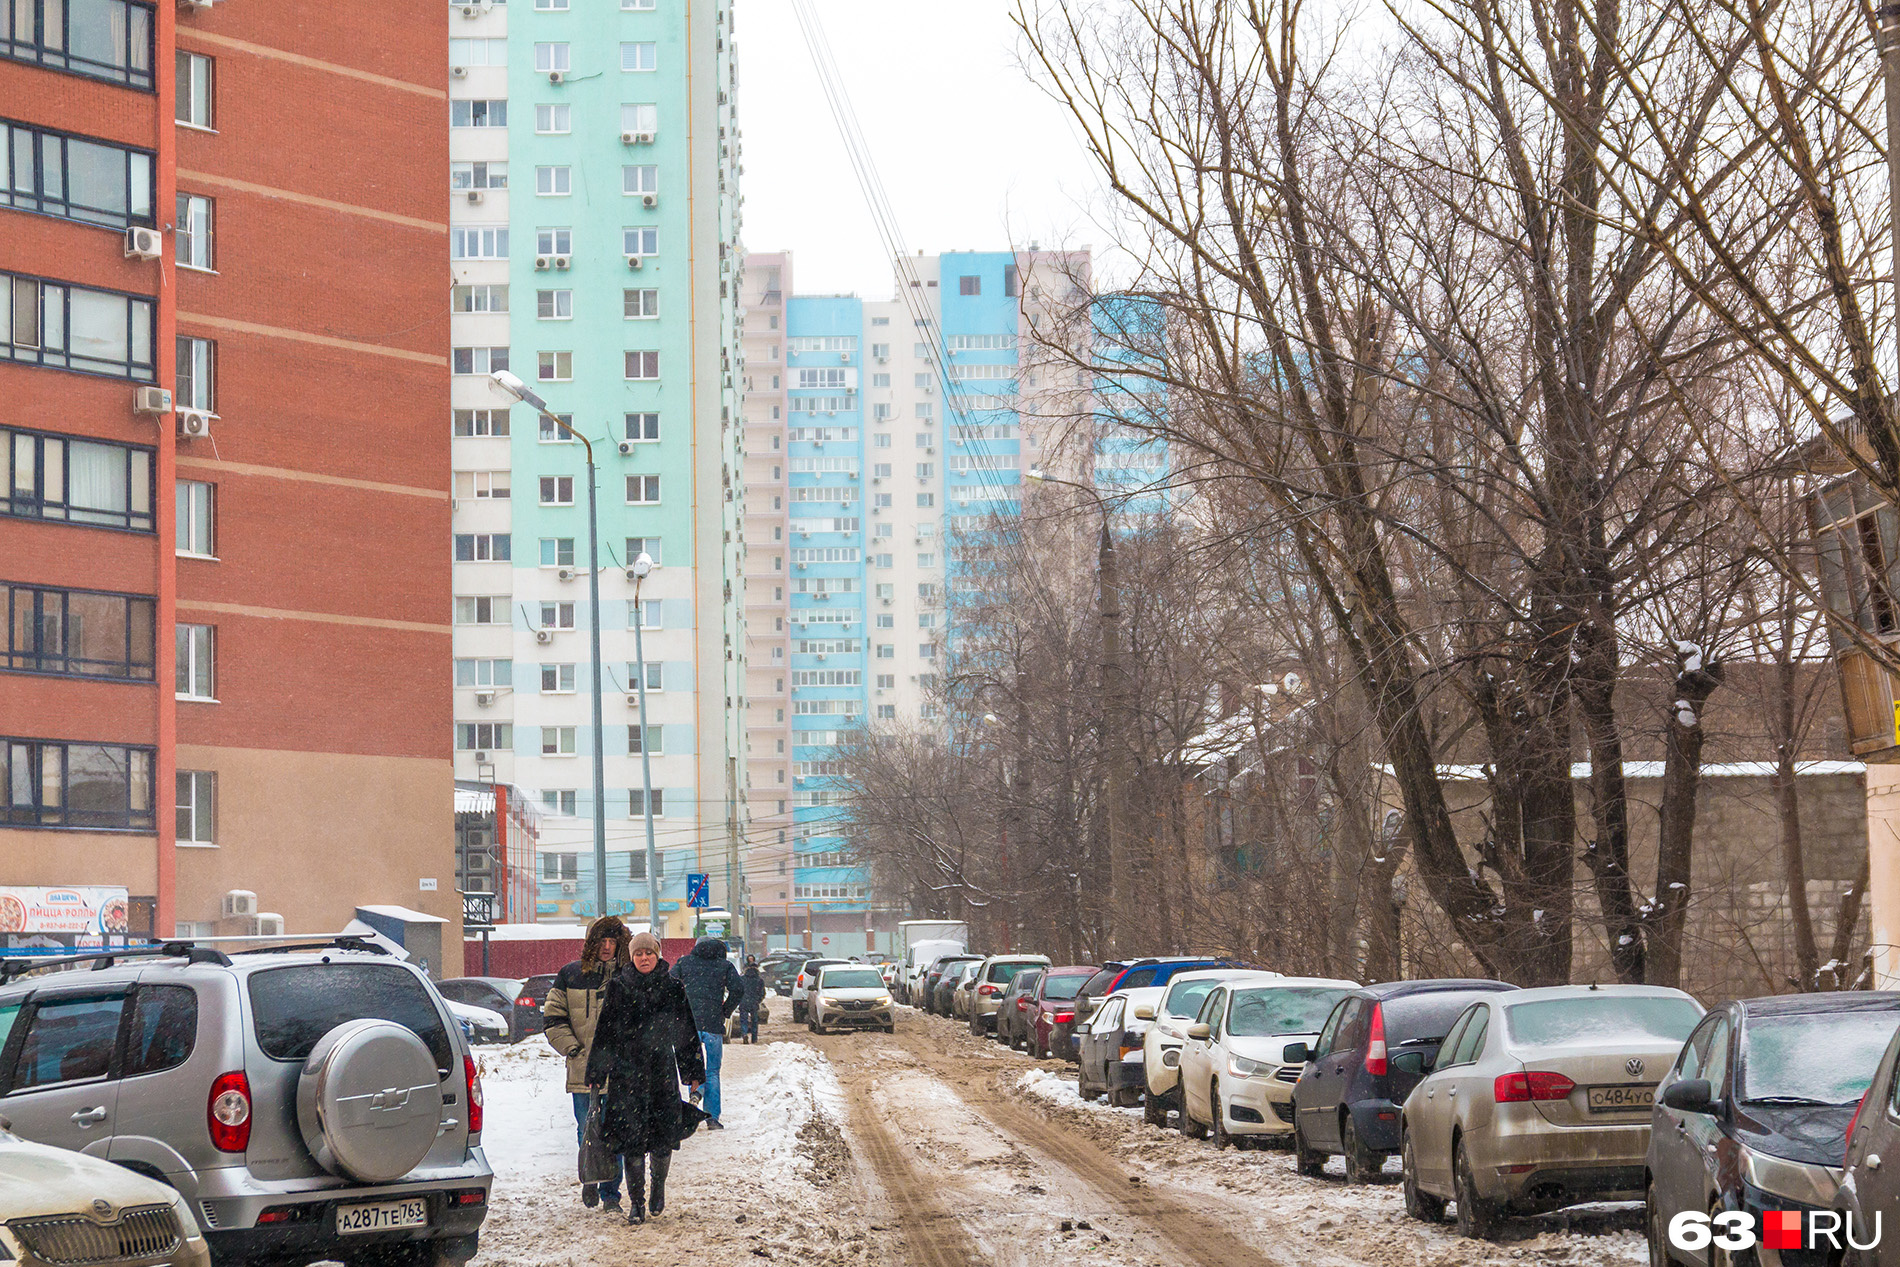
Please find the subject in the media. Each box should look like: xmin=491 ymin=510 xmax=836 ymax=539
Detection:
xmin=671 ymin=936 xmax=743 ymax=1127
xmin=738 ymin=956 xmax=766 ymax=1043
xmin=543 ymin=915 xmax=630 ymax=1210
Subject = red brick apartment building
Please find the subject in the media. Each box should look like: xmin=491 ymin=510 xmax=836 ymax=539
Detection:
xmin=0 ymin=0 xmax=463 ymax=968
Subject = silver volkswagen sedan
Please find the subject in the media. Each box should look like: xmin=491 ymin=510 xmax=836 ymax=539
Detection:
xmin=1398 ymin=984 xmax=1704 ymax=1238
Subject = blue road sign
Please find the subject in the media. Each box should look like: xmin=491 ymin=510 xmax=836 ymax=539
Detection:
xmin=687 ymin=873 xmax=710 ymax=908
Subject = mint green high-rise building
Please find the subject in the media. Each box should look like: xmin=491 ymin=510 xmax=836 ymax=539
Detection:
xmin=446 ymin=0 xmax=746 ymax=936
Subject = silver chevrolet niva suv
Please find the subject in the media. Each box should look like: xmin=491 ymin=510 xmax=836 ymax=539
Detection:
xmin=0 ymin=939 xmax=491 ymax=1267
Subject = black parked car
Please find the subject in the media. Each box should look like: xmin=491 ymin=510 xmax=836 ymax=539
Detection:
xmin=995 ymin=968 xmax=1043 ymax=1048
xmin=1291 ymin=979 xmax=1518 ymax=1182
xmin=924 ymin=955 xmax=982 ymax=1017
xmin=437 ymin=975 xmax=541 ymax=1042
xmin=1649 ymin=992 xmax=1900 ymax=1267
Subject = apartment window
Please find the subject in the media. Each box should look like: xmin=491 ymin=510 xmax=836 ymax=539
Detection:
xmin=453 ymin=470 xmax=509 ymax=500
xmin=626 ymin=850 xmax=647 ymax=880
xmin=176 ymin=336 xmax=213 ymax=410
xmin=2 ymin=583 xmax=155 ymax=680
xmin=448 ymin=38 xmax=506 ymax=66
xmin=623 ymin=227 xmax=657 ymax=257
xmin=628 ymin=724 xmax=662 ymax=755
xmin=1 ymin=272 xmax=156 ymax=380
xmin=873 ymin=464 xmax=892 ymax=478
xmin=539 ymin=475 xmax=573 ymax=505
xmin=174 ymin=623 xmax=213 ymax=699
xmin=622 ymin=165 xmax=658 ymax=195
xmin=450 ymin=161 xmax=507 ymax=190
xmin=534 ymin=0 xmax=567 ymax=10
xmin=0 ymin=122 xmax=155 ymax=230
xmin=631 ymin=598 xmax=661 ymax=629
xmin=621 ymin=103 xmax=658 ymax=134
xmin=917 ymin=493 xmax=935 ymax=507
xmin=452 ymin=346 xmax=508 ymax=375
xmin=454 ymin=658 xmax=512 ymax=687
xmin=875 ymin=674 xmax=895 ymax=689
xmin=1 ymin=426 xmax=155 ymax=531
xmin=629 ymin=788 xmax=664 ymax=817
xmin=877 ymin=704 xmax=895 ymax=720
xmin=457 ymin=722 xmax=512 ymax=750
xmin=176 ymin=770 xmax=214 ymax=844
xmin=1004 ymin=265 xmax=1020 ymax=297
xmin=873 ymin=552 xmax=892 ymax=568
xmin=875 ymin=644 xmax=894 ymax=660
xmin=624 ymin=350 xmax=659 ymax=380
xmin=875 ymin=614 xmax=894 ymax=629
xmin=917 ymin=583 xmax=938 ymax=600
xmin=871 ymin=374 xmax=890 ymax=389
xmin=540 ymin=601 xmax=575 ymax=629
xmin=0 ymin=737 xmax=155 ymax=831
xmin=537 ymin=350 xmax=572 ymax=381
xmin=544 ymin=790 xmax=578 ymax=815
xmin=870 ymin=342 xmax=890 ymax=359
xmin=873 ymin=404 xmax=892 ymax=421
xmin=453 ymin=408 xmax=510 ymax=437
xmin=918 ymin=613 xmax=937 ymax=628
xmin=916 ymin=464 xmax=934 ymax=479
xmin=450 ymin=100 xmax=508 ymax=127
xmin=535 ymin=165 xmax=571 ymax=196
xmin=541 ymin=663 xmax=576 ymax=693
xmin=451 ymin=225 xmax=509 ymax=259
xmin=917 ymin=553 xmax=936 ymax=567
xmin=452 ymin=284 xmax=508 ymax=312
xmin=958 ymin=275 xmax=981 ymax=296
xmin=541 ymin=726 xmax=576 ymax=756
xmin=915 ymin=403 xmax=934 ymax=419
xmin=622 ymin=0 xmax=655 ymax=8
xmin=536 ymin=228 xmax=571 ymax=254
xmin=628 ymin=661 xmax=663 ymax=690
xmin=175 ymin=51 xmax=213 ymax=128
xmin=874 ymin=583 xmax=894 ymax=600
xmin=914 ymin=343 xmax=928 ymax=357
xmin=539 ymin=411 xmax=574 ymax=442
xmin=537 ymin=289 xmax=572 ymax=319
xmin=534 ymin=42 xmax=569 ymax=72
xmin=624 ymin=412 xmax=659 ymax=442
xmin=624 ymin=289 xmax=659 ymax=318
xmin=176 ymin=480 xmax=213 ymax=555
xmin=625 ymin=536 xmax=661 ymax=565
xmin=534 ymin=103 xmax=571 ymax=133
xmin=539 ymin=537 xmax=575 ymax=567
xmin=454 ymin=596 xmax=507 ymax=625
xmin=541 ymin=852 xmax=578 ymax=880
xmin=625 ymin=475 xmax=660 ymax=504
xmin=453 ymin=533 xmax=510 ymax=561
xmin=619 ymin=42 xmax=655 ymax=70
xmin=1 ymin=0 xmax=154 ymax=88
xmin=874 ymin=494 xmax=892 ymax=508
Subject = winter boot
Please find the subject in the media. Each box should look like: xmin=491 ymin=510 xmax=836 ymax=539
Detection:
xmin=648 ymin=1149 xmax=671 ymax=1216
xmin=624 ymin=1154 xmax=646 ymax=1225
xmin=581 ymin=1183 xmax=599 ymax=1209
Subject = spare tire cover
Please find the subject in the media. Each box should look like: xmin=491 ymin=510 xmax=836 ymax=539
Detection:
xmin=296 ymin=1019 xmax=443 ymax=1183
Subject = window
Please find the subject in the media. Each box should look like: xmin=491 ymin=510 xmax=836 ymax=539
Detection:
xmin=453 ymin=596 xmax=507 ymax=625
xmin=535 ymin=227 xmax=571 ymax=255
xmin=0 ymin=736 xmax=154 ymax=830
xmin=457 ymin=722 xmax=511 ymax=752
xmin=536 ymin=289 xmax=572 ymax=320
xmin=539 ymin=537 xmax=575 ymax=567
xmin=175 ymin=623 xmax=213 ymax=698
xmin=872 ymin=374 xmax=890 ymax=388
xmin=540 ymin=663 xmax=575 ymax=693
xmin=535 ymin=165 xmax=571 ymax=196
xmin=534 ymin=103 xmax=571 ymax=133
xmin=448 ymin=38 xmax=506 ymax=66
xmin=11 ymin=991 xmax=128 ymax=1088
xmin=874 ymin=404 xmax=893 ymax=421
xmin=624 ymin=412 xmax=660 ymax=442
xmin=628 ymin=660 xmax=663 ymax=690
xmin=619 ymin=42 xmax=655 ymax=70
xmin=172 ymin=482 xmax=216 ymax=559
xmin=918 ymin=613 xmax=936 ymax=628
xmin=630 ymin=788 xmax=664 ymax=816
xmin=623 ymin=227 xmax=657 ymax=257
xmin=451 ymin=346 xmax=508 ymax=375
xmin=452 ymin=284 xmax=508 ymax=312
xmin=2 ymin=583 xmax=155 ymax=680
xmin=626 ymin=475 xmax=660 ymax=504
xmin=622 ymin=0 xmax=655 ymax=8
xmin=541 ymin=852 xmax=578 ymax=881
xmin=451 ymin=225 xmax=509 ymax=259
xmin=537 ymin=350 xmax=572 ymax=381
xmin=876 ymin=644 xmax=894 ymax=659
xmin=628 ymin=724 xmax=662 ymax=755
xmin=915 ymin=403 xmax=935 ymax=419
xmin=1 ymin=273 xmax=157 ymax=380
xmin=539 ymin=412 xmax=574 ymax=442
xmin=534 ymin=0 xmax=567 ymax=10
xmin=534 ymin=42 xmax=569 ymax=71
xmin=627 ymin=850 xmax=647 ymax=879
xmin=622 ymin=165 xmax=658 ymax=195
xmin=916 ymin=464 xmax=934 ymax=479
xmin=2 ymin=0 xmax=155 ymax=88
xmin=958 ymin=275 xmax=981 ymax=296
xmin=625 ymin=350 xmax=659 ymax=380
xmin=540 ymin=601 xmax=575 ymax=629
xmin=874 ymin=494 xmax=892 ymax=508
xmin=176 ymin=770 xmax=214 ymax=844
xmin=176 ymin=336 xmax=213 ymax=410
xmin=454 ymin=658 xmax=512 ymax=687
xmin=625 ymin=537 xmax=661 ymax=565
xmin=0 ymin=122 xmax=155 ymax=230
xmin=453 ymin=408 xmax=510 ymax=436
xmin=917 ymin=493 xmax=935 ymax=508
xmin=877 ymin=704 xmax=895 ymax=719
xmin=622 ymin=103 xmax=658 ymax=134
xmin=539 ymin=475 xmax=573 ymax=505
xmin=632 ymin=598 xmax=661 ymax=629
xmin=875 ymin=614 xmax=894 ymax=629
xmin=452 ymin=533 xmax=510 ymax=561
xmin=625 ymin=289 xmax=659 ymax=318
xmin=1004 ymin=265 xmax=1020 ymax=296
xmin=543 ymin=790 xmax=577 ymax=815
xmin=450 ymin=99 xmax=507 ymax=127
xmin=175 ymin=51 xmax=213 ymax=128
xmin=541 ymin=726 xmax=576 ymax=756
xmin=450 ymin=161 xmax=507 ymax=192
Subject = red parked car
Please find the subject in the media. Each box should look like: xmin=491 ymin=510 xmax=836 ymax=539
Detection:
xmin=1025 ymin=966 xmax=1098 ymax=1060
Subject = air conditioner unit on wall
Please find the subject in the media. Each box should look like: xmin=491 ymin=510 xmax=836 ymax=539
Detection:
xmin=561 ymin=881 xmax=578 ymax=895
xmin=249 ymin=913 xmax=285 ymax=937
xmin=548 ymin=70 xmax=566 ymax=84
xmin=466 ymin=189 xmax=484 ymax=204
xmin=222 ymin=890 xmax=257 ymax=918
xmin=475 ymin=689 xmax=495 ymax=707
xmin=451 ymin=65 xmax=468 ymax=77
xmin=626 ymin=255 xmax=645 ymax=270
xmin=176 ymin=409 xmax=214 ymax=438
xmin=553 ymin=255 xmax=572 ymax=270
xmin=535 ymin=255 xmax=552 ymax=270
xmin=474 ymin=750 xmax=489 ymax=762
xmin=557 ymin=567 xmax=577 ymax=582
xmin=124 ymin=226 xmax=163 ymax=260
xmin=133 ymin=386 xmax=172 ymax=415
xmin=641 ymin=193 xmax=658 ymax=209
xmin=536 ymin=629 xmax=554 ymax=644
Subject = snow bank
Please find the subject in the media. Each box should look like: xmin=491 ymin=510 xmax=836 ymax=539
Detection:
xmin=1015 ymin=1068 xmax=1140 ymax=1117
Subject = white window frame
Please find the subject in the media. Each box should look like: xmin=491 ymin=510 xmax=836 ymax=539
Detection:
xmin=625 ymin=474 xmax=661 ymax=504
xmin=176 ymin=479 xmax=214 ymax=557
xmin=541 ymin=726 xmax=577 ymax=756
xmin=176 ymin=623 xmax=215 ymax=700
xmin=540 ymin=663 xmax=576 ymax=694
xmin=537 ymin=350 xmax=572 ymax=382
xmin=539 ymin=475 xmax=574 ymax=506
xmin=624 ymin=412 xmax=660 ymax=442
xmin=176 ymin=193 xmax=213 ymax=270
xmin=619 ymin=42 xmax=656 ymax=71
xmin=176 ymin=770 xmax=216 ymax=845
xmin=535 ymin=166 xmax=571 ymax=196
xmin=534 ymin=103 xmax=571 ymax=133
xmin=622 ymin=165 xmax=658 ymax=195
xmin=624 ymin=288 xmax=659 ymax=319
xmin=534 ymin=42 xmax=570 ymax=72
xmin=537 ymin=289 xmax=573 ymax=320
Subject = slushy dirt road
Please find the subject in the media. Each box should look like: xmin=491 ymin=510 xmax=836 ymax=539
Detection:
xmin=471 ymin=1006 xmax=1645 ymax=1267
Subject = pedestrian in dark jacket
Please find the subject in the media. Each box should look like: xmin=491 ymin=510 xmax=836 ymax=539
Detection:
xmin=585 ymin=930 xmax=706 ymax=1225
xmin=738 ymin=957 xmax=766 ymax=1043
xmin=670 ymin=937 xmax=743 ymax=1126
xmin=544 ymin=915 xmax=629 ymax=1209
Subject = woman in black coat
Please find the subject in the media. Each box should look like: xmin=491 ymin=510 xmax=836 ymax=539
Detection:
xmin=584 ymin=932 xmax=707 ymax=1224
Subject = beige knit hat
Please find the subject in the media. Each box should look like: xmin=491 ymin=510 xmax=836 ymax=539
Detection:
xmin=628 ymin=931 xmax=661 ymax=957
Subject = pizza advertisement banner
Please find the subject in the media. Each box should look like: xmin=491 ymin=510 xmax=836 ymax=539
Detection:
xmin=0 ymin=886 xmax=132 ymax=937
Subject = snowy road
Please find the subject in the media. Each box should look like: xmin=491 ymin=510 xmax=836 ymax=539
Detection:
xmin=469 ymin=1007 xmax=1647 ymax=1266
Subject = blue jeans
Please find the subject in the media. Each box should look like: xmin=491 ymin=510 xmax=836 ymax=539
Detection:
xmin=699 ymin=1031 xmax=724 ymax=1121
xmin=738 ymin=1004 xmax=759 ymax=1040
xmin=572 ymin=1092 xmax=620 ymax=1201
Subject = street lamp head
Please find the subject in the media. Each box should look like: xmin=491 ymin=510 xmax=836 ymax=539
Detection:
xmin=631 ymin=551 xmax=654 ymax=578
xmin=488 ymin=369 xmax=550 ymax=414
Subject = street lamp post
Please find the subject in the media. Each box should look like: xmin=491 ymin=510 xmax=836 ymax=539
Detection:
xmin=629 ymin=551 xmax=661 ymax=930
xmin=490 ymin=371 xmax=609 ymax=922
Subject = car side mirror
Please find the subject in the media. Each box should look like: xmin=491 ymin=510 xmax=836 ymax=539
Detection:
xmin=1661 ymin=1078 xmax=1715 ymax=1114
xmin=1188 ymin=1023 xmax=1212 ymax=1040
xmin=1389 ymin=1050 xmax=1431 ymax=1077
xmin=1134 ymin=1005 xmax=1156 ymax=1021
xmin=1283 ymin=1042 xmax=1312 ymax=1065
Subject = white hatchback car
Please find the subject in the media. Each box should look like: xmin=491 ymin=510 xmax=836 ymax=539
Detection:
xmin=1178 ymin=977 xmax=1359 ymax=1147
xmin=0 ymin=1117 xmax=213 ymax=1266
xmin=1139 ymin=969 xmax=1284 ymax=1126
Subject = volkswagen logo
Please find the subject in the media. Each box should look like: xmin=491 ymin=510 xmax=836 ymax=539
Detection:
xmin=1625 ymin=1057 xmax=1645 ymax=1078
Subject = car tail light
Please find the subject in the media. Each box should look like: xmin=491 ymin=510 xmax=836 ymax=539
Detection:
xmin=798 ymin=973 xmax=806 ymax=988
xmin=450 ymin=1188 xmax=487 ymax=1206
xmin=1847 ymin=1089 xmax=1870 ymax=1166
xmin=979 ymin=983 xmax=999 ymax=997
xmin=517 ymin=997 xmax=537 ymax=1009
xmin=208 ymin=1071 xmax=252 ymax=1152
xmin=1494 ymin=1070 xmax=1576 ymax=1102
xmin=1364 ymin=1003 xmax=1388 ymax=1077
xmin=1017 ymin=999 xmax=1029 ymax=1010
xmin=1054 ymin=1011 xmax=1074 ymax=1023
xmin=465 ymin=1054 xmax=484 ymax=1135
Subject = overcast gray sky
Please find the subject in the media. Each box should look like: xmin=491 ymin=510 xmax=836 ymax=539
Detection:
xmin=733 ymin=0 xmax=1105 ymax=299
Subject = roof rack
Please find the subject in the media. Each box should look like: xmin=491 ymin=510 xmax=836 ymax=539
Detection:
xmin=228 ymin=936 xmax=390 ymax=958
xmin=0 ymin=941 xmax=231 ymax=982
